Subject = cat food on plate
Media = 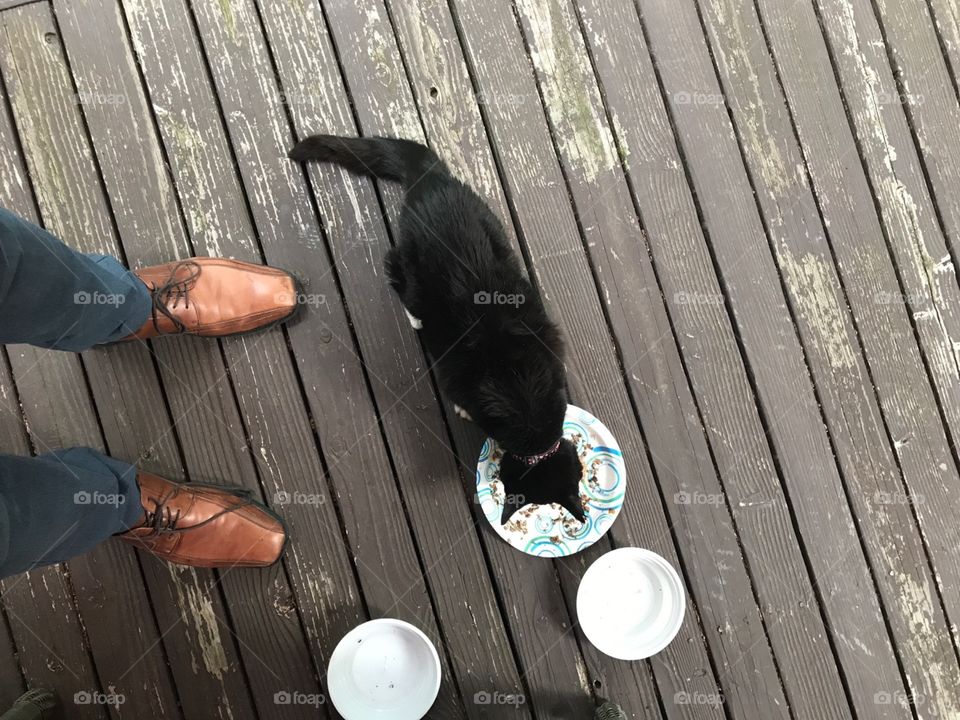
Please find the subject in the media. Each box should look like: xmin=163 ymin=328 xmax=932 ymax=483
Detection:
xmin=476 ymin=405 xmax=626 ymax=557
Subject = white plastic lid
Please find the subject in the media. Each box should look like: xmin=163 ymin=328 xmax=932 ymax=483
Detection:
xmin=577 ymin=547 xmax=686 ymax=660
xmin=327 ymin=618 xmax=441 ymax=719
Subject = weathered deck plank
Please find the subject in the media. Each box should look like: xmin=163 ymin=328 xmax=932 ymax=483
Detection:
xmin=58 ymin=0 xmax=379 ymax=715
xmin=438 ymin=0 xmax=732 ymax=716
xmin=49 ymin=2 xmax=276 ymax=716
xmin=869 ymin=0 xmax=960 ymax=279
xmin=622 ymin=0 xmax=912 ymax=716
xmin=814 ymin=0 xmax=960 ymax=473
xmin=1 ymin=0 xmax=959 ymax=716
xmin=117 ymin=0 xmax=479 ymax=716
xmin=692 ymin=3 xmax=960 ymax=715
xmin=696 ymin=0 xmax=960 ymax=714
xmin=510 ymin=0 xmax=797 ymax=716
xmin=376 ymin=0 xmax=667 ymax=716
xmin=570 ymin=0 xmax=858 ymax=717
xmin=820 ymin=0 xmax=960 ymax=450
xmin=0 ymin=4 xmax=186 ymax=716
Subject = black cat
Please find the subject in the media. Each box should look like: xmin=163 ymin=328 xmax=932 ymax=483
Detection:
xmin=289 ymin=134 xmax=585 ymax=525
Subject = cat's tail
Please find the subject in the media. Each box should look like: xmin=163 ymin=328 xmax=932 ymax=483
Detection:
xmin=288 ymin=134 xmax=446 ymax=188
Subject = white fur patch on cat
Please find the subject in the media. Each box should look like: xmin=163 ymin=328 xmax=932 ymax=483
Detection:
xmin=404 ymin=307 xmax=423 ymax=329
xmin=454 ymin=404 xmax=472 ymax=421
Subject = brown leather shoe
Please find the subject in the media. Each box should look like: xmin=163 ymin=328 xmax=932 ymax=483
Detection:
xmin=118 ymin=472 xmax=287 ymax=568
xmin=126 ymin=258 xmax=300 ymax=340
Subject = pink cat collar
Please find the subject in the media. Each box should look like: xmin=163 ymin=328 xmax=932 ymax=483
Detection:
xmin=511 ymin=438 xmax=562 ymax=466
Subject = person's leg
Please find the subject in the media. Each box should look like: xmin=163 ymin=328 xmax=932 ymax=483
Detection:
xmin=0 ymin=448 xmax=288 ymax=579
xmin=0 ymin=448 xmax=142 ymax=578
xmin=0 ymin=207 xmax=301 ymax=350
xmin=0 ymin=208 xmax=293 ymax=575
xmin=0 ymin=209 xmax=151 ymax=351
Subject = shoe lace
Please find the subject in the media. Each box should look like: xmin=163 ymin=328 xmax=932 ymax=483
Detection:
xmin=141 ymin=484 xmax=255 ymax=536
xmin=147 ymin=261 xmax=201 ymax=334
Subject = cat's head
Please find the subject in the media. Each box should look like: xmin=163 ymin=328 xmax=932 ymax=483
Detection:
xmin=498 ymin=438 xmax=585 ymax=525
xmin=472 ymin=330 xmax=568 ymax=456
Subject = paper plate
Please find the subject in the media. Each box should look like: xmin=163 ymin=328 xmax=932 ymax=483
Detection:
xmin=327 ymin=619 xmax=441 ymax=720
xmin=475 ymin=404 xmax=626 ymax=557
xmin=577 ymin=548 xmax=686 ymax=660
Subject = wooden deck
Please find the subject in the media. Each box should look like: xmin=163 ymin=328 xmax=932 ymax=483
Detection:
xmin=0 ymin=0 xmax=959 ymax=717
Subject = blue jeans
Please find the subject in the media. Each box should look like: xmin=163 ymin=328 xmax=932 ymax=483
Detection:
xmin=0 ymin=209 xmax=150 ymax=577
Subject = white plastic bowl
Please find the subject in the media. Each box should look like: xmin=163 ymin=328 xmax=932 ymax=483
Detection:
xmin=327 ymin=619 xmax=441 ymax=720
xmin=577 ymin=548 xmax=686 ymax=660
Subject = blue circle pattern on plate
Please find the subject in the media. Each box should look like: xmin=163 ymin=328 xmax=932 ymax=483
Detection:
xmin=475 ymin=405 xmax=626 ymax=557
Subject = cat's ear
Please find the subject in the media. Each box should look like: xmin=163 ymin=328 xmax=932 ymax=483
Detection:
xmin=500 ymin=492 xmax=528 ymax=525
xmin=559 ymin=491 xmax=586 ymax=524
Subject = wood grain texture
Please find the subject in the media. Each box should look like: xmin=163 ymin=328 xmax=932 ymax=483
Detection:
xmin=438 ymin=0 xmax=731 ymax=716
xmin=621 ymin=0 xmax=914 ymax=716
xmin=231 ymin=0 xmax=525 ymax=714
xmin=708 ymin=0 xmax=960 ymax=713
xmin=571 ymin=0 xmax=859 ymax=718
xmin=2 ymin=0 xmax=958 ymax=716
xmin=377 ymin=0 xmax=667 ymax=716
xmin=869 ymin=0 xmax=960 ymax=277
xmin=49 ymin=2 xmax=269 ymax=716
xmin=509 ymin=0 xmax=800 ymax=717
xmin=929 ymin=0 xmax=960 ymax=111
xmin=815 ymin=0 xmax=960 ymax=492
xmin=0 ymin=4 xmax=183 ymax=716
xmin=60 ymin=0 xmax=377 ymax=715
xmin=118 ymin=0 xmax=477 ymax=716
xmin=0 ymin=0 xmax=43 ymax=11
xmin=863 ymin=0 xmax=960 ymax=498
